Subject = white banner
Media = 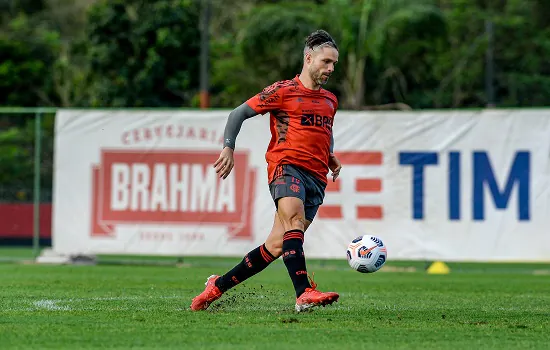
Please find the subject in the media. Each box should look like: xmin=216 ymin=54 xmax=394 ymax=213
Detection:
xmin=52 ymin=109 xmax=550 ymax=262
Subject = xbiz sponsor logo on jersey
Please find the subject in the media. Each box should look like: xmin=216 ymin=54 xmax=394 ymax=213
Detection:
xmin=300 ymin=114 xmax=333 ymax=131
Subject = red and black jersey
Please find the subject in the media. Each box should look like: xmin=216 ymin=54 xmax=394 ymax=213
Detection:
xmin=246 ymin=75 xmax=338 ymax=184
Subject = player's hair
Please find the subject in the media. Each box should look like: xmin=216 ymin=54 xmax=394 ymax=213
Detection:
xmin=303 ymin=29 xmax=338 ymax=56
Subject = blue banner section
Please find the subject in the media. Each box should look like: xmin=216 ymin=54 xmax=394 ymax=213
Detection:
xmin=399 ymin=151 xmax=530 ymax=221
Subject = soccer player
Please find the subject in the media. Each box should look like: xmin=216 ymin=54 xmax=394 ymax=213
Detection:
xmin=190 ymin=29 xmax=342 ymax=312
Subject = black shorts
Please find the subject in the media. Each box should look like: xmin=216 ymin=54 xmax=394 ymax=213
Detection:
xmin=268 ymin=164 xmax=327 ymax=222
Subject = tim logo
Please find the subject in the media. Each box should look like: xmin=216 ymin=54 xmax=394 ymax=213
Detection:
xmin=319 ymin=151 xmax=383 ymax=220
xmin=300 ymin=114 xmax=333 ymax=131
xmin=90 ymin=150 xmax=256 ymax=239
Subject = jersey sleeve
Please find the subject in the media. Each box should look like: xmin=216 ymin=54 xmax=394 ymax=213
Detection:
xmin=330 ymin=94 xmax=339 ymax=117
xmin=245 ymin=82 xmax=285 ymax=115
xmin=329 ymin=94 xmax=338 ymax=153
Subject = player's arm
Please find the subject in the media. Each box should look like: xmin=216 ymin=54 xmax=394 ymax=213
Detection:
xmin=223 ymin=102 xmax=258 ymax=150
xmin=214 ymin=103 xmax=258 ymax=179
xmin=328 ymin=133 xmax=341 ymax=182
xmin=328 ymin=106 xmax=341 ymax=182
xmin=214 ymin=82 xmax=284 ymax=179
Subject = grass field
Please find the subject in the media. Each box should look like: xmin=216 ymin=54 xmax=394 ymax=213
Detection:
xmin=1 ymin=247 xmax=550 ymax=349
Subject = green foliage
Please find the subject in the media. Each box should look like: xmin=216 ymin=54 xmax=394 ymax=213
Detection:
xmin=319 ymin=0 xmax=446 ymax=108
xmin=0 ymin=14 xmax=61 ymax=107
xmin=0 ymin=127 xmax=33 ymax=190
xmin=209 ymin=1 xmax=322 ymax=106
xmin=239 ymin=3 xmax=320 ymax=84
xmin=0 ymin=113 xmax=54 ymax=201
xmin=398 ymin=0 xmax=488 ymax=108
xmin=0 ymin=0 xmax=46 ymax=22
xmin=2 ymin=0 xmax=550 ymax=195
xmin=1 ymin=0 xmax=549 ymax=109
xmin=85 ymin=0 xmax=201 ymax=107
xmin=492 ymin=0 xmax=550 ymax=106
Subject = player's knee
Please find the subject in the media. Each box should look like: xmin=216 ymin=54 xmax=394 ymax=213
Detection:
xmin=264 ymin=240 xmax=282 ymax=258
xmin=282 ymin=212 xmax=306 ymax=232
xmin=277 ymin=197 xmax=306 ymax=231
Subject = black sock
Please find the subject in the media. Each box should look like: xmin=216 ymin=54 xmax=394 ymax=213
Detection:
xmin=215 ymin=244 xmax=276 ymax=293
xmin=282 ymin=229 xmax=311 ymax=297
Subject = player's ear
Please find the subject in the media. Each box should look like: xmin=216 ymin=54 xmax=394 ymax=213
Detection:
xmin=304 ymin=51 xmax=313 ymax=65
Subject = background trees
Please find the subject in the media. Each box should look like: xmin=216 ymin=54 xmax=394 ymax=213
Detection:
xmin=1 ymin=0 xmax=550 ymax=195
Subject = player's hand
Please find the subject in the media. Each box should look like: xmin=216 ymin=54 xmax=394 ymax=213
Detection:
xmin=328 ymin=154 xmax=342 ymax=182
xmin=214 ymin=147 xmax=235 ymax=179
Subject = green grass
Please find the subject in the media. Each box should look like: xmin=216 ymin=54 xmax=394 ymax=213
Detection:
xmin=1 ymin=248 xmax=549 ymax=349
xmin=0 ymin=247 xmax=37 ymax=260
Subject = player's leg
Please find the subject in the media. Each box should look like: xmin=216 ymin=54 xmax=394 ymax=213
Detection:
xmin=278 ymin=167 xmax=338 ymax=312
xmin=190 ymin=165 xmax=309 ymax=311
xmin=189 ymin=214 xmax=282 ymax=311
xmin=266 ymin=166 xmax=312 ymax=298
xmin=264 ymin=211 xmax=312 ymax=257
xmin=278 ymin=197 xmax=338 ymax=312
xmin=214 ymin=215 xmax=282 ymax=292
xmin=277 ymin=196 xmax=311 ymax=295
xmin=214 ymin=209 xmax=313 ymax=291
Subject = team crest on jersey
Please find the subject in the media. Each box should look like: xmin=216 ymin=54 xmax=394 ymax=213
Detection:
xmin=290 ymin=184 xmax=300 ymax=193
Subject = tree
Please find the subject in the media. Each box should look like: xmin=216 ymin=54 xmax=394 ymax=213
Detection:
xmin=211 ymin=0 xmax=445 ymax=109
xmin=208 ymin=1 xmax=321 ymax=107
xmin=491 ymin=0 xmax=550 ymax=106
xmin=401 ymin=0 xmax=488 ymax=108
xmin=321 ymin=0 xmax=446 ymax=109
xmin=0 ymin=14 xmax=61 ymax=107
xmin=85 ymin=0 xmax=201 ymax=107
xmin=0 ymin=113 xmax=54 ymax=202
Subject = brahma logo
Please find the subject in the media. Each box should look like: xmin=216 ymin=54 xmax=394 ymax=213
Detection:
xmin=91 ymin=150 xmax=256 ymax=240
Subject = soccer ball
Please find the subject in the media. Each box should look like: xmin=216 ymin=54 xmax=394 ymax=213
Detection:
xmin=346 ymin=235 xmax=387 ymax=273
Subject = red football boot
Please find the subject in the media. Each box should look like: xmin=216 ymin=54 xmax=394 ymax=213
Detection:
xmin=295 ymin=273 xmax=339 ymax=312
xmin=190 ymin=275 xmax=223 ymax=311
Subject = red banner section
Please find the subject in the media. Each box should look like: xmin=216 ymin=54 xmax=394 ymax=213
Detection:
xmin=0 ymin=204 xmax=52 ymax=238
xmin=319 ymin=151 xmax=384 ymax=220
xmin=91 ymin=150 xmax=256 ymax=240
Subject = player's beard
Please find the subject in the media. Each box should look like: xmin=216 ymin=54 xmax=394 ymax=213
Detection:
xmin=310 ymin=67 xmax=330 ymax=86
